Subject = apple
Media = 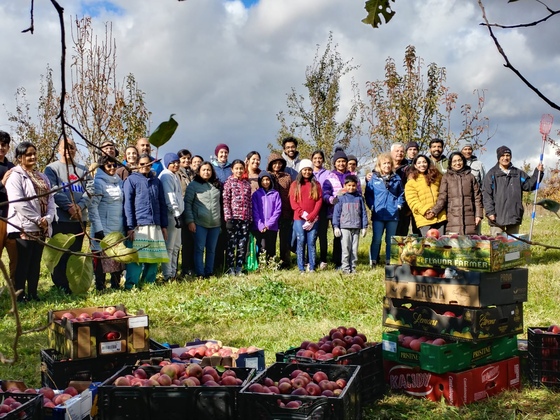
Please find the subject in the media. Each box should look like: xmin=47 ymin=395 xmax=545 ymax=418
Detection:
xmin=442 ymin=311 xmax=456 ymax=317
xmin=432 ymin=338 xmax=447 ymax=346
xmin=423 ymin=268 xmax=438 ymax=277
xmin=114 ymin=310 xmax=127 ymax=318
xmin=426 ymin=228 xmax=440 ymax=239
xmin=549 ymin=325 xmax=560 ymax=334
xmin=306 ymin=382 xmax=322 ymax=396
xmin=409 ymin=339 xmax=422 ymax=352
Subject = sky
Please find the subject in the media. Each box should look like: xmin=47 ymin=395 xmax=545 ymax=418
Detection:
xmin=1 ymin=0 xmax=559 ymax=173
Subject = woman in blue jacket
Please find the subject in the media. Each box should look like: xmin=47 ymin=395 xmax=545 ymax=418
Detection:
xmin=123 ymin=154 xmax=169 ymax=289
xmin=365 ymin=153 xmax=404 ymax=266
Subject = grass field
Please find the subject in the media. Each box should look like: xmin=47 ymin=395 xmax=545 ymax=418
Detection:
xmin=1 ymin=212 xmax=560 ymax=419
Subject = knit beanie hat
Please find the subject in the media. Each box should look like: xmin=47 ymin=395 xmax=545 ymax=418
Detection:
xmin=99 ymin=140 xmax=119 ymax=157
xmin=164 ymin=153 xmax=180 ymax=168
xmin=458 ymin=140 xmax=473 ymax=152
xmin=214 ymin=143 xmax=229 ymax=156
xmin=298 ymin=159 xmax=313 ymax=172
xmin=406 ymin=141 xmax=419 ymax=150
xmin=332 ymin=148 xmax=348 ymax=164
xmin=496 ymin=145 xmax=512 ymax=159
xmin=347 ymin=154 xmax=358 ymax=164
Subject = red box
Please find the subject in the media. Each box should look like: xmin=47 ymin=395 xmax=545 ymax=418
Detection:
xmin=384 ymin=356 xmax=521 ymax=406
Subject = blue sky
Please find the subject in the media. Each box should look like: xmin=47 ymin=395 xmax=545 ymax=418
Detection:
xmin=241 ymin=0 xmax=259 ymax=6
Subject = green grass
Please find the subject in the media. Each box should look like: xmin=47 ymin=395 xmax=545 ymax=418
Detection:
xmin=1 ymin=212 xmax=560 ymax=419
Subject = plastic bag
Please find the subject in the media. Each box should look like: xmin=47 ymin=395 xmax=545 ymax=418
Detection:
xmin=245 ymin=232 xmax=259 ymax=272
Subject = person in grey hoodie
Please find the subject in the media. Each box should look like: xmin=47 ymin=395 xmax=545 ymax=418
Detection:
xmin=281 ymin=136 xmax=301 ymax=181
xmin=458 ymin=140 xmax=486 ymax=187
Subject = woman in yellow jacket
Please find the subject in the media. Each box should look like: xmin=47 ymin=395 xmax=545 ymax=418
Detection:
xmin=404 ymin=154 xmax=447 ymax=236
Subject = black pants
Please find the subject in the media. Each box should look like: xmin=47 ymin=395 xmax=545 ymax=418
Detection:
xmin=316 ymin=206 xmax=329 ymax=264
xmin=180 ymin=226 xmax=195 ymax=275
xmin=51 ymin=221 xmax=85 ymax=291
xmin=278 ymin=218 xmax=293 ymax=268
xmin=254 ymin=229 xmax=278 ymax=261
xmin=14 ymin=237 xmax=44 ymax=298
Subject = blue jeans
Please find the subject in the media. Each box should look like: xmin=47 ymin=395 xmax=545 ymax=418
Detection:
xmin=194 ymin=225 xmax=221 ymax=276
xmin=293 ymin=220 xmax=318 ymax=272
xmin=370 ymin=220 xmax=398 ymax=264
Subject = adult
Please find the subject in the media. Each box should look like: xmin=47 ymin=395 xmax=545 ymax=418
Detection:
xmin=347 ymin=155 xmax=358 ymax=175
xmin=116 ymin=146 xmax=138 ymax=181
xmin=123 ymin=154 xmax=169 ymax=289
xmin=184 ymin=162 xmax=222 ymax=279
xmin=177 ymin=149 xmax=194 ymax=197
xmin=135 ymin=137 xmax=163 ymax=176
xmin=177 ymin=149 xmax=196 ymax=276
xmin=431 ymin=152 xmax=483 ymax=235
xmin=312 ymin=150 xmax=331 ymax=270
xmin=458 ymin=140 xmax=486 ymax=187
xmin=482 ymin=146 xmax=544 ymax=236
xmin=428 ymin=138 xmax=448 ymax=174
xmin=159 ymin=153 xmax=184 ymax=281
xmin=0 ymin=131 xmax=17 ymax=283
xmin=44 ymin=138 xmax=91 ymax=294
xmin=405 ymin=141 xmax=419 ymax=164
xmin=211 ymin=143 xmax=232 ymax=185
xmin=89 ymin=140 xmax=120 ymax=177
xmin=191 ymin=155 xmax=203 ymax=173
xmin=405 ymin=154 xmax=447 ymax=236
xmin=244 ymin=151 xmax=262 ymax=194
xmin=391 ymin=142 xmax=416 ymax=236
xmin=365 ymin=153 xmax=404 ymax=266
xmin=267 ymin=152 xmax=293 ymax=268
xmin=6 ymin=142 xmax=55 ymax=302
xmin=89 ymin=155 xmax=124 ymax=290
xmin=281 ymin=136 xmax=301 ymax=181
xmin=390 ymin=143 xmax=406 ymax=173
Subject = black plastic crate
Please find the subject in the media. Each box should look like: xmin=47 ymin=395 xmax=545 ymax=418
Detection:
xmin=238 ymin=362 xmax=361 ymax=420
xmin=97 ymin=364 xmax=255 ymax=420
xmin=276 ymin=343 xmax=384 ymax=404
xmin=0 ymin=392 xmax=43 ymax=420
xmin=527 ymin=327 xmax=560 ymax=387
xmin=41 ymin=339 xmax=172 ymax=389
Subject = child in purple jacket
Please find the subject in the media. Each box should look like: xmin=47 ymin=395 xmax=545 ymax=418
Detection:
xmin=252 ymin=171 xmax=282 ymax=261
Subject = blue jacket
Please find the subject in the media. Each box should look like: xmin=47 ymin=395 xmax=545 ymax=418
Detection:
xmin=332 ymin=191 xmax=368 ymax=229
xmin=212 ymin=160 xmax=233 ymax=185
xmin=123 ymin=171 xmax=168 ymax=231
xmin=89 ymin=169 xmax=124 ymax=251
xmin=365 ymin=172 xmax=404 ymax=221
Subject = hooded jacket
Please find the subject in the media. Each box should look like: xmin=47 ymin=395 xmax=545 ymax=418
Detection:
xmin=282 ymin=151 xmax=301 ymax=181
xmin=252 ymin=171 xmax=282 ymax=232
xmin=465 ymin=155 xmax=485 ymax=187
xmin=159 ymin=168 xmax=185 ymax=218
xmin=322 ymin=170 xmax=361 ymax=219
xmin=431 ymin=167 xmax=483 ymax=234
xmin=365 ymin=172 xmax=404 ymax=222
xmin=332 ymin=191 xmax=368 ymax=229
xmin=184 ymin=179 xmax=222 ymax=228
xmin=223 ymin=175 xmax=252 ymax=222
xmin=267 ymin=153 xmax=293 ymax=219
xmin=123 ymin=171 xmax=168 ymax=230
xmin=405 ymin=173 xmax=447 ymax=228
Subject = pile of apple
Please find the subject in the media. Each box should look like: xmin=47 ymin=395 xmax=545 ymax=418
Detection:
xmin=293 ymin=326 xmax=372 ymax=361
xmin=397 ymin=333 xmax=448 ymax=351
xmin=0 ymin=385 xmax=78 ymax=411
xmin=112 ymin=362 xmax=244 ymax=387
xmin=245 ymin=368 xmax=348 ymax=403
xmin=56 ymin=307 xmax=127 ymax=322
xmin=425 ymin=229 xmax=514 ymax=242
xmin=174 ymin=342 xmax=260 ymax=361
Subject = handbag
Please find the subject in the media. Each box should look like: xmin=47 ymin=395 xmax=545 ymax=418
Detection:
xmin=244 ymin=232 xmax=259 ymax=272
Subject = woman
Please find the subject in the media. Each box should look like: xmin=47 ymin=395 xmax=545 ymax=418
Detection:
xmin=116 ymin=146 xmax=139 ymax=181
xmin=244 ymin=151 xmax=262 ymax=194
xmin=123 ymin=154 xmax=169 ymax=289
xmin=6 ymin=142 xmax=55 ymax=302
xmin=184 ymin=162 xmax=222 ymax=279
xmin=89 ymin=155 xmax=125 ymax=290
xmin=430 ymin=152 xmax=483 ymax=235
xmin=289 ymin=159 xmax=322 ymax=274
xmin=312 ymin=150 xmax=331 ymax=269
xmin=405 ymin=154 xmax=447 ymax=236
xmin=365 ymin=153 xmax=404 ymax=266
xmin=177 ymin=149 xmax=195 ymax=277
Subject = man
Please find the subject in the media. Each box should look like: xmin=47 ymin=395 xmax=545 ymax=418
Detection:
xmin=281 ymin=137 xmax=301 ymax=181
xmin=0 ymin=131 xmax=17 ymax=282
xmin=45 ymin=138 xmax=92 ymax=293
xmin=211 ymin=143 xmax=232 ymax=185
xmin=405 ymin=141 xmax=419 ymax=164
xmin=482 ymin=145 xmax=544 ymax=236
xmin=136 ymin=137 xmax=163 ymax=176
xmin=429 ymin=138 xmax=448 ymax=174
xmin=389 ymin=142 xmax=417 ymax=236
xmin=458 ymin=140 xmax=485 ymax=187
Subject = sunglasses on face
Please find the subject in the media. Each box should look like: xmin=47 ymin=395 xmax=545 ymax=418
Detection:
xmin=105 ymin=163 xmax=117 ymax=169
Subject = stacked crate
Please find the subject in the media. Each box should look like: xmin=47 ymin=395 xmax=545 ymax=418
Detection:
xmin=527 ymin=326 xmax=560 ymax=387
xmin=382 ymin=234 xmax=530 ymax=406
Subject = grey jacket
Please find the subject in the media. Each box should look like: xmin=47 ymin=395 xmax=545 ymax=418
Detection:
xmin=184 ymin=180 xmax=222 ymax=229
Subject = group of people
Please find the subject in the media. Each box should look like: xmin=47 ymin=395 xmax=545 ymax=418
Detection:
xmin=0 ymin=129 xmax=545 ymax=301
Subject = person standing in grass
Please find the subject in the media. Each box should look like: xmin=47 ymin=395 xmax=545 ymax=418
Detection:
xmin=223 ymin=159 xmax=252 ymax=276
xmin=365 ymin=153 xmax=404 ymax=267
xmin=332 ymin=175 xmax=368 ymax=274
xmin=6 ymin=142 xmax=55 ymax=302
xmin=252 ymin=171 xmax=282 ymax=261
xmin=312 ymin=150 xmax=331 ymax=270
xmin=0 ymin=131 xmax=17 ymax=285
xmin=116 ymin=145 xmax=138 ymax=181
xmin=244 ymin=151 xmax=262 ymax=194
xmin=123 ymin=154 xmax=169 ymax=289
xmin=177 ymin=149 xmax=196 ymax=277
xmin=159 ymin=153 xmax=184 ymax=281
xmin=289 ymin=159 xmax=322 ymax=274
xmin=184 ymin=162 xmax=222 ymax=279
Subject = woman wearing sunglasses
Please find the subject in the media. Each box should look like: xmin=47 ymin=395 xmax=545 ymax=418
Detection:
xmin=89 ymin=155 xmax=125 ymax=290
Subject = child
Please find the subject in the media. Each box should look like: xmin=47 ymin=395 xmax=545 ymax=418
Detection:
xmin=332 ymin=175 xmax=368 ymax=274
xmin=252 ymin=171 xmax=282 ymax=261
xmin=223 ymin=159 xmax=252 ymax=275
xmin=289 ymin=159 xmax=322 ymax=274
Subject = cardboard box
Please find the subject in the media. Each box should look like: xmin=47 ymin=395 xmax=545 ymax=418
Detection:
xmin=48 ymin=305 xmax=149 ymax=359
xmin=384 ymin=356 xmax=521 ymax=406
xmin=382 ymin=330 xmax=518 ymax=373
xmin=385 ymin=265 xmax=528 ymax=307
xmin=389 ymin=234 xmax=531 ymax=272
xmin=44 ymin=383 xmax=99 ymax=420
xmin=382 ymin=297 xmax=523 ymax=342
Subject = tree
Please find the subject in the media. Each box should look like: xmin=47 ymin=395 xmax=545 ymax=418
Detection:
xmin=273 ymin=33 xmax=363 ymax=164
xmin=364 ymin=45 xmax=490 ymax=156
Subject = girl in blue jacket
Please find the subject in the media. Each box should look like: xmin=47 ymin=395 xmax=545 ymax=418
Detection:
xmin=365 ymin=153 xmax=404 ymax=266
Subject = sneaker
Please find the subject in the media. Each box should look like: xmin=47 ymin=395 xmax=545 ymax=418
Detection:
xmin=300 ymin=271 xmax=306 ymax=275
xmin=319 ymin=262 xmax=328 ymax=270
xmin=224 ymin=268 xmax=236 ymax=277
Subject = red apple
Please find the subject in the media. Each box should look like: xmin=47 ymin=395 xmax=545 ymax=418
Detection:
xmin=426 ymin=228 xmax=440 ymax=239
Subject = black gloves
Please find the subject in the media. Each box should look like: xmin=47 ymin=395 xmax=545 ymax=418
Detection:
xmin=174 ymin=217 xmax=184 ymax=229
xmin=94 ymin=231 xmax=105 ymax=240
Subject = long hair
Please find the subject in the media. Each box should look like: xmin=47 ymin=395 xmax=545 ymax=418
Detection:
xmin=194 ymin=161 xmax=220 ymax=188
xmin=408 ymin=154 xmax=440 ymax=186
xmin=293 ymin=170 xmax=320 ymax=202
xmin=15 ymin=141 xmax=36 ymax=162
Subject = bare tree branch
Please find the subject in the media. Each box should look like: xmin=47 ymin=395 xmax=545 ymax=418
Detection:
xmin=22 ymin=0 xmax=35 ymax=34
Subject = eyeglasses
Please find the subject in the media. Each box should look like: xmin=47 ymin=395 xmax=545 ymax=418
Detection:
xmin=105 ymin=163 xmax=117 ymax=169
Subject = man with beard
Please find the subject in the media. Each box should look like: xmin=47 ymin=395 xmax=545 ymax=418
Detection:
xmin=429 ymin=138 xmax=448 ymax=174
xmin=281 ymin=137 xmax=301 ymax=181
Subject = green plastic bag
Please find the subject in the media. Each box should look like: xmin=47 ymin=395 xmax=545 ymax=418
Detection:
xmin=245 ymin=233 xmax=259 ymax=272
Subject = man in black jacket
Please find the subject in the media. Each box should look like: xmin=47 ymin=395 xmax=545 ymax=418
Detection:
xmin=0 ymin=131 xmax=16 ymax=282
xmin=482 ymin=145 xmax=544 ymax=236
